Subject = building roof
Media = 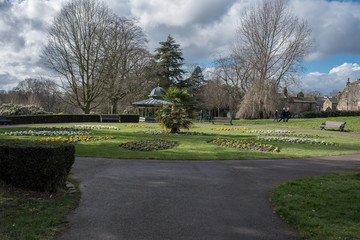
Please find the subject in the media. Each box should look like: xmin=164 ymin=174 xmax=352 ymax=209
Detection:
xmin=132 ymin=86 xmax=172 ymax=107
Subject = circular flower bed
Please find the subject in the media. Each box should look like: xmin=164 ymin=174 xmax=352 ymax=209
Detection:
xmin=209 ymin=138 xmax=280 ymax=152
xmin=213 ymin=127 xmax=249 ymax=131
xmin=119 ymin=139 xmax=178 ymax=151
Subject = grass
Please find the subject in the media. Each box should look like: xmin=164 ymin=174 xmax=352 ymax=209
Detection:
xmin=0 ymin=180 xmax=80 ymax=240
xmin=198 ymin=116 xmax=360 ymax=133
xmin=270 ymin=172 xmax=360 ymax=239
xmin=0 ymin=121 xmax=359 ymax=160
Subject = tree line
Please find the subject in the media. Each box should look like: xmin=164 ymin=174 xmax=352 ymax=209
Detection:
xmin=1 ymin=0 xmax=313 ymax=119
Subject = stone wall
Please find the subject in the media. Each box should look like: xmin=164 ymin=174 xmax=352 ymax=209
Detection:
xmin=337 ymin=79 xmax=360 ymax=111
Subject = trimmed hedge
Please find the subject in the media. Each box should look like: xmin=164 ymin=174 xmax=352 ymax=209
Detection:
xmin=6 ymin=114 xmax=140 ymax=124
xmin=302 ymin=110 xmax=360 ymax=118
xmin=0 ymin=139 xmax=75 ymax=192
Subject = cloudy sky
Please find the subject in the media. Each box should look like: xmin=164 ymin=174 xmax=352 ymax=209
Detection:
xmin=0 ymin=0 xmax=360 ymax=95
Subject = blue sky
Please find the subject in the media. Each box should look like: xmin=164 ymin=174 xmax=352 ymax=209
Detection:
xmin=0 ymin=0 xmax=360 ymax=96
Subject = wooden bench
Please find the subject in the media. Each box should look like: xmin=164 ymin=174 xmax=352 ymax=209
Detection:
xmin=100 ymin=115 xmax=120 ymax=122
xmin=320 ymin=121 xmax=346 ymax=131
xmin=0 ymin=116 xmax=12 ymax=125
xmin=212 ymin=117 xmax=233 ymax=125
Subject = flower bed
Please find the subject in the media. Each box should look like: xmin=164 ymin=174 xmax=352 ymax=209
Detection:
xmin=257 ymin=136 xmax=337 ymax=146
xmin=213 ymin=127 xmax=249 ymax=131
xmin=119 ymin=139 xmax=178 ymax=151
xmin=125 ymin=124 xmax=153 ymax=128
xmin=243 ymin=129 xmax=293 ymax=134
xmin=4 ymin=129 xmax=89 ymax=136
xmin=144 ymin=130 xmax=210 ymax=136
xmin=37 ymin=135 xmax=114 ymax=143
xmin=259 ymin=133 xmax=325 ymax=139
xmin=209 ymin=138 xmax=280 ymax=152
xmin=75 ymin=125 xmax=120 ymax=130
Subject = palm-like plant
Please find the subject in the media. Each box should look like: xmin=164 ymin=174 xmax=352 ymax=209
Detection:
xmin=155 ymin=85 xmax=195 ymax=133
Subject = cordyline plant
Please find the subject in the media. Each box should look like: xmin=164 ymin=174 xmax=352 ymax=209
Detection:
xmin=155 ymin=85 xmax=194 ymax=134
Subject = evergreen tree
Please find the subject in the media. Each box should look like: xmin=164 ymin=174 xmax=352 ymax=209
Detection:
xmin=154 ymin=35 xmax=185 ymax=88
xmin=185 ymin=66 xmax=205 ymax=94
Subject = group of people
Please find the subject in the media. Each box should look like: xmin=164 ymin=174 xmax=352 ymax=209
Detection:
xmin=274 ymin=107 xmax=290 ymax=122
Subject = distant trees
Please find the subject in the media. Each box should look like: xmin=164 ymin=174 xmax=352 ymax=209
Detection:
xmin=154 ymin=35 xmax=186 ymax=88
xmin=217 ymin=0 xmax=312 ymax=119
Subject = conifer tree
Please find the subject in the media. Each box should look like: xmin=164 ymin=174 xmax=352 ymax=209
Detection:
xmin=154 ymin=35 xmax=185 ymax=88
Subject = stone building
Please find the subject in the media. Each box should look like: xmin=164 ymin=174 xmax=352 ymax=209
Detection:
xmin=323 ymin=97 xmax=337 ymax=111
xmin=336 ymin=78 xmax=360 ymax=111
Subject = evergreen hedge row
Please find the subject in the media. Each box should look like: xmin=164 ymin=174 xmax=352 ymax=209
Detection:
xmin=5 ymin=114 xmax=139 ymax=124
xmin=0 ymin=139 xmax=75 ymax=192
xmin=302 ymin=110 xmax=360 ymax=118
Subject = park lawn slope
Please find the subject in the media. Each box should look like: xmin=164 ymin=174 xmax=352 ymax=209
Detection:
xmin=270 ymin=172 xmax=360 ymax=239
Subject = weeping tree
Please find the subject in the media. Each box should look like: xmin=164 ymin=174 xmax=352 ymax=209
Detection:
xmin=231 ymin=0 xmax=312 ymax=119
xmin=155 ymin=85 xmax=194 ymax=133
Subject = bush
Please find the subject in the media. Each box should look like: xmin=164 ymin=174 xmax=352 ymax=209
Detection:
xmin=0 ymin=103 xmax=49 ymax=116
xmin=302 ymin=110 xmax=360 ymax=118
xmin=6 ymin=114 xmax=139 ymax=124
xmin=0 ymin=139 xmax=75 ymax=192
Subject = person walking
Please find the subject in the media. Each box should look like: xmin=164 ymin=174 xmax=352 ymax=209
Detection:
xmin=208 ymin=111 xmax=211 ymax=123
xmin=273 ymin=110 xmax=278 ymax=122
xmin=200 ymin=110 xmax=204 ymax=122
xmin=279 ymin=107 xmax=286 ymax=122
xmin=285 ymin=107 xmax=290 ymax=122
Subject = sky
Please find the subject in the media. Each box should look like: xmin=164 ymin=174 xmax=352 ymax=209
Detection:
xmin=0 ymin=0 xmax=360 ymax=96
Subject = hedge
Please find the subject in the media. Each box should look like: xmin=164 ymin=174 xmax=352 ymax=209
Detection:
xmin=302 ymin=110 xmax=360 ymax=118
xmin=5 ymin=114 xmax=140 ymax=124
xmin=0 ymin=139 xmax=75 ymax=192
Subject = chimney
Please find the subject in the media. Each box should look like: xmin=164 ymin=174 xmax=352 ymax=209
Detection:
xmin=346 ymin=78 xmax=350 ymax=86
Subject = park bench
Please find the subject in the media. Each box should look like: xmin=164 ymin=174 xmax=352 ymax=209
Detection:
xmin=320 ymin=121 xmax=346 ymax=131
xmin=0 ymin=116 xmax=12 ymax=125
xmin=100 ymin=115 xmax=120 ymax=122
xmin=212 ymin=117 xmax=233 ymax=125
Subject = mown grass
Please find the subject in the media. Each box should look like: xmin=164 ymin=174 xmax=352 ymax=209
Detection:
xmin=199 ymin=116 xmax=360 ymax=133
xmin=270 ymin=172 xmax=360 ymax=240
xmin=0 ymin=122 xmax=359 ymax=160
xmin=0 ymin=180 xmax=80 ymax=240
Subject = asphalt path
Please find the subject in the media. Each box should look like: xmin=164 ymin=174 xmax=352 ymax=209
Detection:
xmin=57 ymin=154 xmax=360 ymax=240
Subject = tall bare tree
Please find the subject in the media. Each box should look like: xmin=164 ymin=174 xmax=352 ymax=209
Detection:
xmin=223 ymin=0 xmax=312 ymax=119
xmin=104 ymin=17 xmax=151 ymax=114
xmin=42 ymin=0 xmax=116 ymax=114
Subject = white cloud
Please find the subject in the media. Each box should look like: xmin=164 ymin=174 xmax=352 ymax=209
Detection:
xmin=0 ymin=0 xmax=359 ymax=93
xmin=300 ymin=63 xmax=360 ymax=95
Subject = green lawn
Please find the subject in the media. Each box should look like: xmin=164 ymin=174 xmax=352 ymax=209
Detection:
xmin=270 ymin=172 xmax=360 ymax=240
xmin=0 ymin=180 xmax=80 ymax=240
xmin=199 ymin=116 xmax=360 ymax=133
xmin=0 ymin=120 xmax=359 ymax=160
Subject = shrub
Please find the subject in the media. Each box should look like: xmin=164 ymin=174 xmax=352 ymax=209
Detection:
xmin=0 ymin=139 xmax=75 ymax=192
xmin=0 ymin=103 xmax=49 ymax=116
xmin=302 ymin=110 xmax=360 ymax=118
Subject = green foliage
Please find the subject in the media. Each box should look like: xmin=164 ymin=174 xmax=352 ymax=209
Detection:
xmin=0 ymin=103 xmax=49 ymax=116
xmin=0 ymin=139 xmax=75 ymax=192
xmin=6 ymin=114 xmax=139 ymax=124
xmin=297 ymin=91 xmax=304 ymax=97
xmin=183 ymin=66 xmax=205 ymax=93
xmin=156 ymin=105 xmax=192 ymax=133
xmin=154 ymin=35 xmax=185 ymax=88
xmin=270 ymin=173 xmax=360 ymax=239
xmin=156 ymin=85 xmax=194 ymax=133
xmin=119 ymin=139 xmax=178 ymax=151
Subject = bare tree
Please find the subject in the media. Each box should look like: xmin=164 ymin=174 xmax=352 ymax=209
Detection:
xmin=198 ymin=78 xmax=228 ymax=117
xmin=228 ymin=0 xmax=312 ymax=118
xmin=42 ymin=0 xmax=116 ymax=114
xmin=103 ymin=17 xmax=151 ymax=114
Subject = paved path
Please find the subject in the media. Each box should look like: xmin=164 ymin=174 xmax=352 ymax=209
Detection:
xmin=57 ymin=154 xmax=360 ymax=240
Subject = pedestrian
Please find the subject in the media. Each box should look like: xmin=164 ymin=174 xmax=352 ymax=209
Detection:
xmin=208 ymin=111 xmax=211 ymax=123
xmin=279 ymin=107 xmax=286 ymax=122
xmin=285 ymin=107 xmax=290 ymax=122
xmin=273 ymin=110 xmax=278 ymax=122
xmin=200 ymin=110 xmax=204 ymax=122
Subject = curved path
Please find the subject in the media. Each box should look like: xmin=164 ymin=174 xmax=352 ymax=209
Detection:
xmin=57 ymin=154 xmax=360 ymax=240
